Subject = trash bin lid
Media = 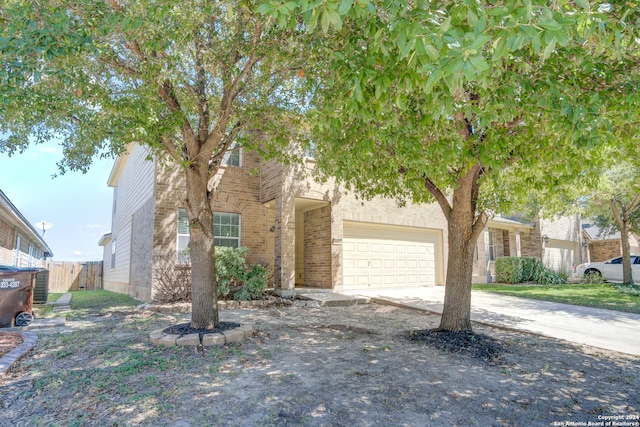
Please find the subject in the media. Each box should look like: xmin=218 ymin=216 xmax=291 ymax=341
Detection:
xmin=0 ymin=265 xmax=46 ymax=273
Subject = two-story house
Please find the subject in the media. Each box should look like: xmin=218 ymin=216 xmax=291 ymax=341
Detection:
xmin=99 ymin=143 xmax=452 ymax=301
xmin=99 ymin=143 xmax=582 ymax=301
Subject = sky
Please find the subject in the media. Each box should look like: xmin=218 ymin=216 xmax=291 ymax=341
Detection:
xmin=0 ymin=142 xmax=115 ymax=262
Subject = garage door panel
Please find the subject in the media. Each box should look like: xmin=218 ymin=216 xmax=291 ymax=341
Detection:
xmin=343 ymin=223 xmax=439 ymax=289
xmin=543 ymin=240 xmax=576 ymax=273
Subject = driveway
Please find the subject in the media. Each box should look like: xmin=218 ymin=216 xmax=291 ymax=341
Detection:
xmin=342 ymin=286 xmax=640 ymax=356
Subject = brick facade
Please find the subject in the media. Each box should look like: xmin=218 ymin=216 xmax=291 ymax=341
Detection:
xmin=589 ymin=240 xmax=622 ymax=262
xmin=304 ymin=206 xmax=332 ymax=288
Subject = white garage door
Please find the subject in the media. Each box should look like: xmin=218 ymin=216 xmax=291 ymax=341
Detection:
xmin=543 ymin=240 xmax=577 ymax=273
xmin=342 ymin=223 xmax=439 ymax=289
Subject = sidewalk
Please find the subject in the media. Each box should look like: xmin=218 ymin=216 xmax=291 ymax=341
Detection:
xmin=342 ymin=286 xmax=640 ymax=356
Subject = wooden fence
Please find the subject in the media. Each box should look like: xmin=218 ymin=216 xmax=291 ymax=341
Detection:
xmin=44 ymin=261 xmax=103 ymax=292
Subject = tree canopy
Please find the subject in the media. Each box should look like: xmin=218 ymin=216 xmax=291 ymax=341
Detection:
xmin=263 ymin=0 xmax=640 ymax=330
xmin=1 ymin=0 xmax=311 ymax=328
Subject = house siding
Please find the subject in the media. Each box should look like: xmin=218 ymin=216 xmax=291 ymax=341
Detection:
xmin=130 ymin=198 xmax=155 ymax=301
xmin=102 ymin=143 xmax=156 ymax=297
xmin=0 ymin=218 xmax=16 ymax=265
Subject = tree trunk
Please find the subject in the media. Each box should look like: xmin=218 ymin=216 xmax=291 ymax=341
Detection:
xmin=619 ymin=219 xmax=633 ymax=285
xmin=426 ymin=163 xmax=487 ymax=332
xmin=439 ymin=212 xmax=478 ymax=331
xmin=184 ymin=167 xmax=219 ymax=329
xmin=609 ymin=199 xmax=634 ymax=285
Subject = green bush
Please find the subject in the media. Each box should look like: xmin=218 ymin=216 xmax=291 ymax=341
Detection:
xmin=521 ymin=257 xmax=544 ymax=282
xmin=494 ymin=256 xmax=565 ymax=285
xmin=215 ymin=247 xmax=267 ymax=301
xmin=233 ymin=264 xmax=268 ymax=301
xmin=495 ymin=257 xmax=523 ymax=283
xmin=533 ymin=267 xmax=566 ymax=285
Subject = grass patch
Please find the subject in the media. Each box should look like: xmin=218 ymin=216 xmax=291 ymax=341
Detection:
xmin=33 ymin=304 xmax=55 ymax=318
xmin=472 ymin=283 xmax=640 ymax=314
xmin=69 ymin=290 xmax=140 ymax=310
xmin=60 ymin=290 xmax=141 ymax=319
xmin=47 ymin=292 xmax=64 ymax=302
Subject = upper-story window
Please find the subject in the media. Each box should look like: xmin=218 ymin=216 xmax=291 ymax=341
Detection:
xmin=222 ymin=142 xmax=241 ymax=167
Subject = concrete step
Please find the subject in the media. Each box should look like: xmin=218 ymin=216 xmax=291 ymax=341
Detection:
xmin=296 ymin=292 xmax=371 ymax=307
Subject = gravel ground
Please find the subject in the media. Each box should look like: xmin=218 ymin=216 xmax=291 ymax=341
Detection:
xmin=0 ymin=302 xmax=638 ymax=427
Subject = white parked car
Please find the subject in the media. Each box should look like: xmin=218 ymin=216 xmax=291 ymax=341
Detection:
xmin=576 ymin=255 xmax=640 ymax=282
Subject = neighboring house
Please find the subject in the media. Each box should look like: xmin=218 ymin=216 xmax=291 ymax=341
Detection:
xmin=99 ymin=143 xmax=449 ymax=301
xmin=582 ymin=223 xmax=640 ymax=262
xmin=472 ymin=214 xmax=583 ymax=282
xmin=0 ymin=189 xmax=53 ymax=267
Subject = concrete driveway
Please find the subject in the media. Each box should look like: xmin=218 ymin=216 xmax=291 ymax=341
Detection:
xmin=342 ymin=286 xmax=640 ymax=356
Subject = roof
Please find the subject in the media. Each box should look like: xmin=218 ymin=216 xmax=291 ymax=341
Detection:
xmin=582 ymin=223 xmax=621 ymax=241
xmin=98 ymin=233 xmax=112 ymax=246
xmin=0 ymin=189 xmax=54 ymax=257
xmin=487 ymin=215 xmax=534 ymax=231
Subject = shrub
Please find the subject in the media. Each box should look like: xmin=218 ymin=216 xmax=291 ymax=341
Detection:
xmin=151 ymin=247 xmax=268 ymax=303
xmin=495 ymin=257 xmax=523 ymax=283
xmin=233 ymin=264 xmax=268 ymax=301
xmin=215 ymin=247 xmax=267 ymax=301
xmin=610 ymin=283 xmax=640 ymax=296
xmin=152 ymin=256 xmax=192 ymax=303
xmin=521 ymin=257 xmax=544 ymax=282
xmin=215 ymin=247 xmax=249 ymax=299
xmin=533 ymin=267 xmax=566 ymax=285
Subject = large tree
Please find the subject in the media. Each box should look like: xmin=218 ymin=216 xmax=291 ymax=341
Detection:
xmin=583 ymin=158 xmax=640 ymax=284
xmin=1 ymin=0 xmax=310 ymax=328
xmin=266 ymin=0 xmax=640 ymax=331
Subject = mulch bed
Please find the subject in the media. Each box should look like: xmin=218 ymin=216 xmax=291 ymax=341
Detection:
xmin=163 ymin=321 xmax=241 ymax=339
xmin=0 ymin=332 xmax=23 ymax=358
xmin=409 ymin=328 xmax=505 ymax=364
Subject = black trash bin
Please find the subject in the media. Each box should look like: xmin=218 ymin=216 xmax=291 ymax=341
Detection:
xmin=0 ymin=266 xmax=41 ymax=327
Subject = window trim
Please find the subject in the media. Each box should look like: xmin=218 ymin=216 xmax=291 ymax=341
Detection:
xmin=222 ymin=142 xmax=242 ymax=167
xmin=213 ymin=212 xmax=241 ymax=248
xmin=177 ymin=209 xmax=241 ymax=256
xmin=177 ymin=208 xmax=190 ymax=258
xmin=111 ymin=238 xmax=116 ymax=269
xmin=488 ymin=231 xmax=495 ymax=261
xmin=13 ymin=234 xmax=21 ymax=266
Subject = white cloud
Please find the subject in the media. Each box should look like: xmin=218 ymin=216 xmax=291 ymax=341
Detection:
xmin=73 ymin=250 xmax=82 ymax=256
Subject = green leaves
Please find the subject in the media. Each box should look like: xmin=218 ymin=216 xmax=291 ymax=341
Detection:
xmin=296 ymin=0 xmax=639 ymax=220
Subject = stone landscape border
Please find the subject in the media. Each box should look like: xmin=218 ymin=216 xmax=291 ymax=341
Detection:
xmin=143 ymin=297 xmax=293 ymax=314
xmin=149 ymin=324 xmax=254 ymax=347
xmin=0 ymin=332 xmax=37 ymax=376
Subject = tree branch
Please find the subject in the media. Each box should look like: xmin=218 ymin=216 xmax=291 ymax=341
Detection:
xmin=203 ymin=19 xmax=263 ymax=157
xmin=423 ymin=175 xmax=452 ymax=221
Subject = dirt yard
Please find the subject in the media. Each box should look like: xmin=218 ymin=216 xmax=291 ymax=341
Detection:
xmin=0 ymin=332 xmax=23 ymax=358
xmin=0 ymin=302 xmax=638 ymax=426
